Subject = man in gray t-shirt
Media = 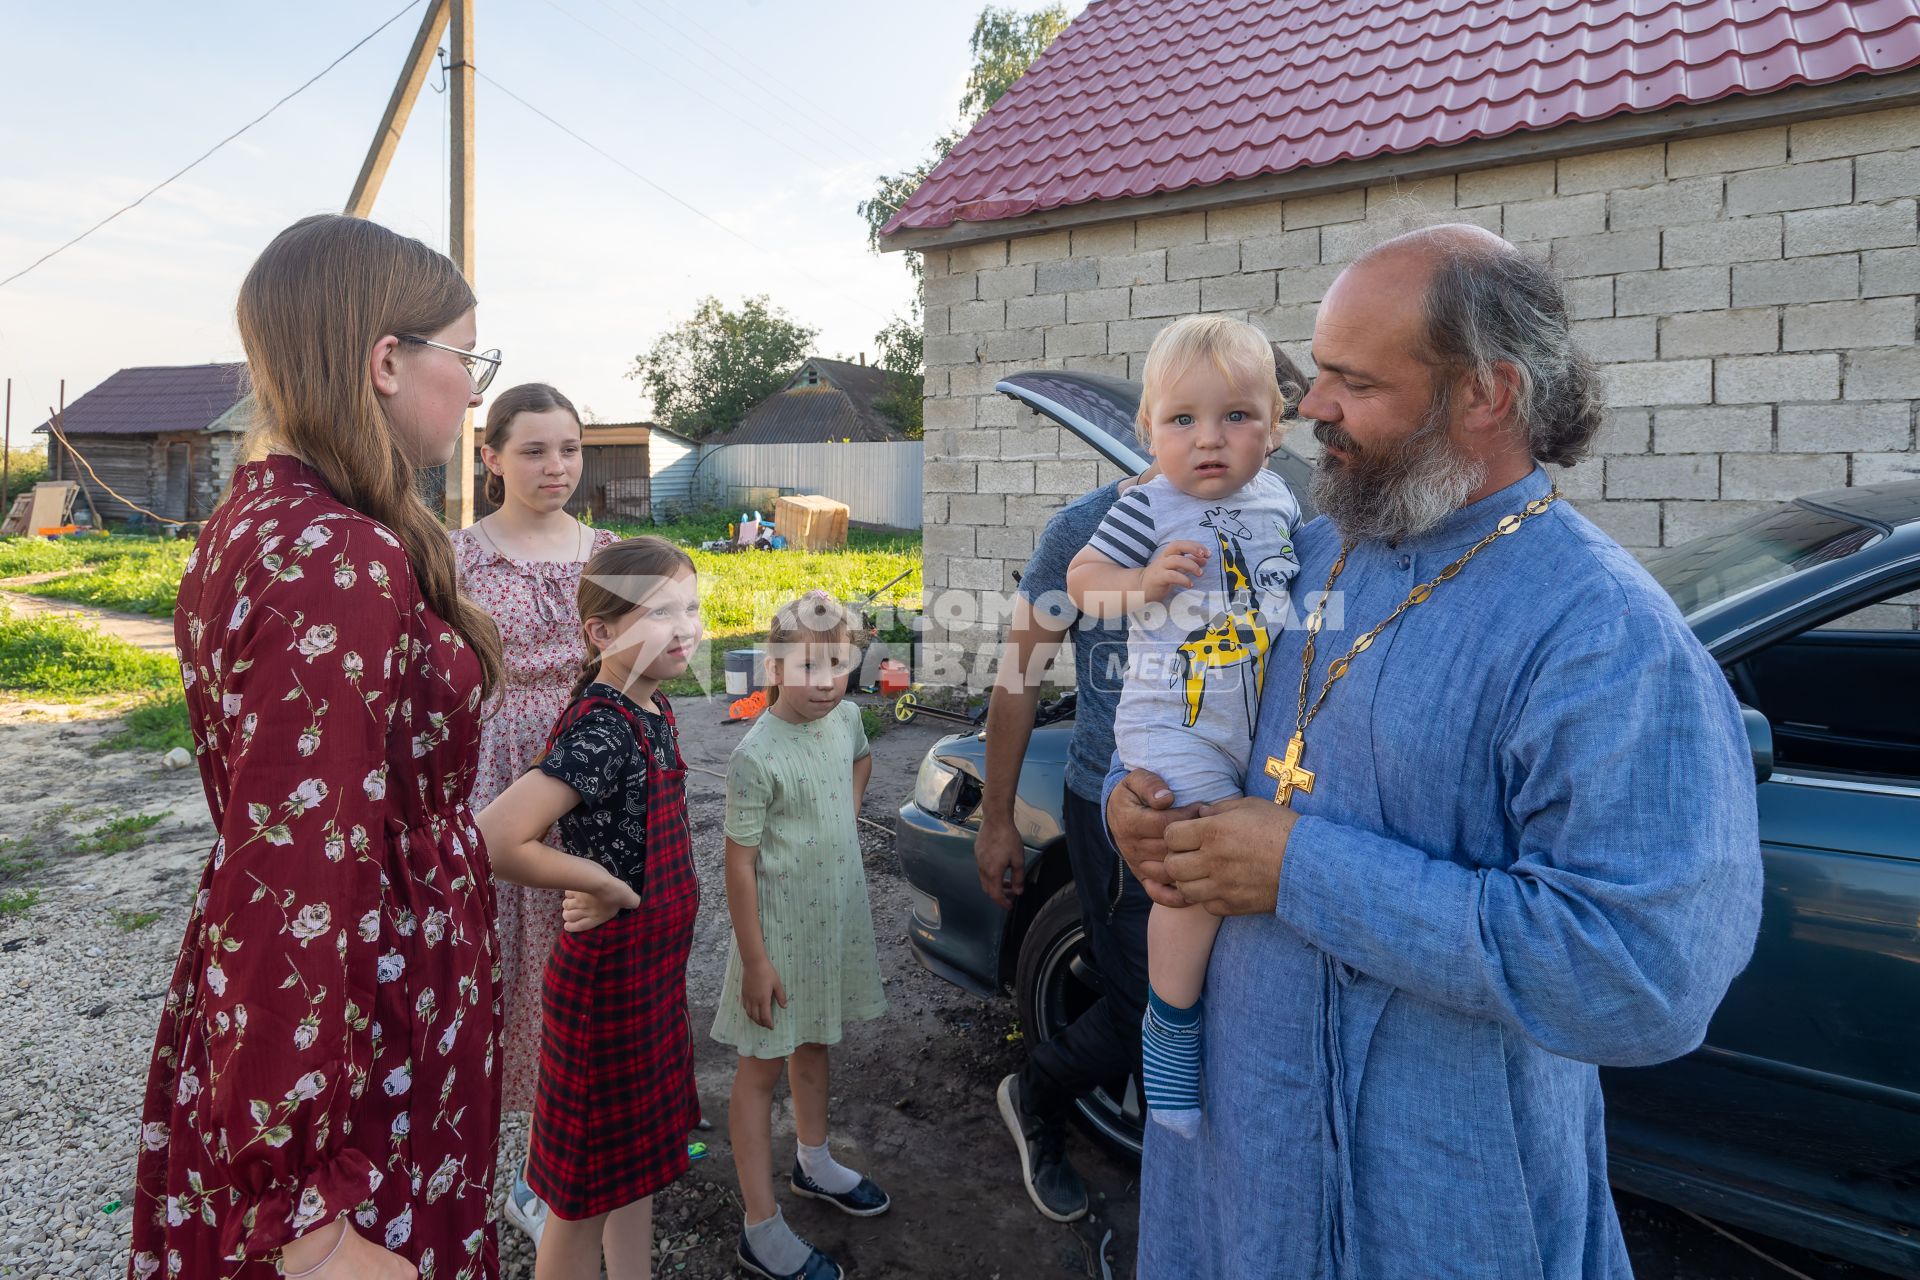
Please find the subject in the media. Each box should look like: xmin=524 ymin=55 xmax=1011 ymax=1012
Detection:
xmin=976 ymin=479 xmax=1152 ymax=1226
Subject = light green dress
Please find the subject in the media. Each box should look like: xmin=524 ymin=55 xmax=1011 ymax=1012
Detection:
xmin=711 ymin=699 xmax=888 ymax=1059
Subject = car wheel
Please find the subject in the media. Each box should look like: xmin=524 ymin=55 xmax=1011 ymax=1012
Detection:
xmin=1013 ymin=883 xmax=1145 ymax=1158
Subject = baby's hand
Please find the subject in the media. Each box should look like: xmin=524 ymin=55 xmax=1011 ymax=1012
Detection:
xmin=1143 ymin=540 xmax=1210 ymax=602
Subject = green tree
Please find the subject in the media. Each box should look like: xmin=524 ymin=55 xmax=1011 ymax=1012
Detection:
xmin=857 ymin=3 xmax=1068 ymax=438
xmin=628 ymin=296 xmax=818 ymax=439
xmin=2 ymin=446 xmax=49 ymax=512
xmin=871 ymin=314 xmax=927 ymax=439
xmin=959 ymin=4 xmax=1071 ymax=120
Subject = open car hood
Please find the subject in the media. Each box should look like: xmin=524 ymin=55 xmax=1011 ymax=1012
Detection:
xmin=996 ymin=369 xmax=1319 ymax=518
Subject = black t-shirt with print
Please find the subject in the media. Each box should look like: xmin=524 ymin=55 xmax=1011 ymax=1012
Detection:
xmin=536 ymin=683 xmax=676 ymax=895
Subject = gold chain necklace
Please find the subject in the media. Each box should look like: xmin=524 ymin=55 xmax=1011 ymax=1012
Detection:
xmin=1264 ymin=487 xmax=1560 ymax=807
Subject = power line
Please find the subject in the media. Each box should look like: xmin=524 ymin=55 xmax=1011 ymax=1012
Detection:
xmin=604 ymin=0 xmax=894 ymax=169
xmin=538 ymin=0 xmax=822 ymax=171
xmin=0 ymin=0 xmax=427 ymax=293
xmin=477 ymin=70 xmax=891 ymax=323
xmin=565 ymin=0 xmax=939 ymax=247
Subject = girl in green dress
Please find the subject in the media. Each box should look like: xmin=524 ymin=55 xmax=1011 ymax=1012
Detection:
xmin=714 ymin=592 xmax=890 ymax=1280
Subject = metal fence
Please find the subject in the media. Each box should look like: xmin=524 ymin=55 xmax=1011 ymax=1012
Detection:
xmin=693 ymin=441 xmax=923 ymax=529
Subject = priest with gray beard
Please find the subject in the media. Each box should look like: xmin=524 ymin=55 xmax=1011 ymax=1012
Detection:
xmin=1105 ymin=225 xmax=1763 ymax=1280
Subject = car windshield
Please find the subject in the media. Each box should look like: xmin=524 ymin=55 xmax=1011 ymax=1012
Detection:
xmin=1646 ymin=502 xmax=1884 ymax=620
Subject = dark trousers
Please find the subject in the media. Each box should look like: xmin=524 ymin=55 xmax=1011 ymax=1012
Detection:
xmin=1021 ymin=786 xmax=1153 ymax=1127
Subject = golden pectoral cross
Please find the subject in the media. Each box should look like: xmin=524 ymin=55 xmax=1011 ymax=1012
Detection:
xmin=1264 ymin=733 xmax=1315 ymax=807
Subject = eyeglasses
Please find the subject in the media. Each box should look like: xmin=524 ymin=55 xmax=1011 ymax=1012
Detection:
xmin=397 ymin=335 xmax=502 ymax=394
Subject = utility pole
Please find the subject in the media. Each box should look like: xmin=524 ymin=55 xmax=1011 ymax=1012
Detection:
xmin=445 ymin=0 xmax=477 ymax=528
xmin=345 ymin=0 xmax=478 ymax=528
xmin=345 ymin=0 xmax=449 ymax=219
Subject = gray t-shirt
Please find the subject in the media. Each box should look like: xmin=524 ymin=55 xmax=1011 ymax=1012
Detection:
xmin=1018 ymin=484 xmax=1128 ymax=803
xmin=1086 ymin=469 xmax=1302 ymax=806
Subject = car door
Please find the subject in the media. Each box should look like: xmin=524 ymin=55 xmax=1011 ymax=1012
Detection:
xmin=1605 ymin=570 xmax=1920 ymax=1269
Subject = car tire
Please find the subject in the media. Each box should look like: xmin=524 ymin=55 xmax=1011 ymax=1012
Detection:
xmin=1012 ymin=883 xmax=1145 ymax=1159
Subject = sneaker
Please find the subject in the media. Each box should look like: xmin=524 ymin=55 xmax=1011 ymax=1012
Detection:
xmin=502 ymin=1174 xmax=546 ymax=1245
xmin=788 ymin=1162 xmax=891 ymax=1217
xmin=996 ymin=1073 xmax=1089 ymax=1223
xmin=735 ymin=1230 xmax=845 ymax=1280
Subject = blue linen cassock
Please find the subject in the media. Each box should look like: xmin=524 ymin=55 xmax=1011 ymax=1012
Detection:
xmin=1105 ymin=466 xmax=1764 ymax=1280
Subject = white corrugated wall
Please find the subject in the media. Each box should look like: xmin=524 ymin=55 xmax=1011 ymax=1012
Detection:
xmin=647 ymin=430 xmax=700 ymax=520
xmin=694 ymin=441 xmax=923 ymax=529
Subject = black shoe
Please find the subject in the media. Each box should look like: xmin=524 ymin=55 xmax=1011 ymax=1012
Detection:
xmin=996 ymin=1072 xmax=1089 ymax=1223
xmin=735 ymin=1231 xmax=845 ymax=1280
xmin=789 ymin=1162 xmax=892 ymax=1217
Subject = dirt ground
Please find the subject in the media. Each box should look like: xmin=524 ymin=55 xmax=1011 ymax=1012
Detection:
xmin=0 ymin=691 xmax=1137 ymax=1279
xmin=522 ymin=693 xmax=1145 ymax=1280
xmin=0 ymin=689 xmax=1892 ymax=1280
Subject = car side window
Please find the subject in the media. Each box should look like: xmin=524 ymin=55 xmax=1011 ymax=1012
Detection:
xmin=1734 ymin=579 xmax=1920 ymax=784
xmin=1817 ymin=588 xmax=1920 ymax=632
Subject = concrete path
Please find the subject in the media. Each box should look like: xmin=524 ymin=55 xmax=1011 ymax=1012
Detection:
xmin=0 ymin=578 xmax=175 ymax=654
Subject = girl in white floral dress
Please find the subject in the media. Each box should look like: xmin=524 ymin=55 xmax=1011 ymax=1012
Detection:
xmin=453 ymin=382 xmax=618 ymax=1243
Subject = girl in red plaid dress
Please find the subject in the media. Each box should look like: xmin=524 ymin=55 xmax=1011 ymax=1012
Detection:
xmin=477 ymin=537 xmax=703 ymax=1280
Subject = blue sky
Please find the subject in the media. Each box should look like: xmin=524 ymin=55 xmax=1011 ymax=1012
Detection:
xmin=0 ymin=0 xmax=1085 ymax=431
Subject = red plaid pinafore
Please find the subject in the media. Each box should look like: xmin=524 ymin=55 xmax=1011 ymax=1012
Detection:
xmin=527 ymin=692 xmax=700 ymax=1220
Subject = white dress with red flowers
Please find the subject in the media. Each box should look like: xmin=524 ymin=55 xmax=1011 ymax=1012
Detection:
xmin=451 ymin=523 xmax=619 ymax=1114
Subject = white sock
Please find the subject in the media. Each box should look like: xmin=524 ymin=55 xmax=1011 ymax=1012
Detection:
xmin=743 ymin=1208 xmax=812 ymax=1273
xmin=796 ymin=1139 xmax=861 ymax=1194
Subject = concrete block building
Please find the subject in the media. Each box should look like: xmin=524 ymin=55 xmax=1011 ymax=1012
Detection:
xmin=882 ymin=0 xmax=1920 ymax=660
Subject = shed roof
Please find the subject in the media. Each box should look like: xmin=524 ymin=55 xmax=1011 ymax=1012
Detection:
xmin=36 ymin=363 xmax=249 ymax=437
xmin=582 ymin=422 xmax=652 ymax=446
xmin=883 ymin=0 xmax=1920 ymax=237
xmin=716 ymin=358 xmax=909 ymax=446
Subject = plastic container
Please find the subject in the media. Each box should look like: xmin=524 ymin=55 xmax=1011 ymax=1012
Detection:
xmin=725 ymin=648 xmax=766 ymax=697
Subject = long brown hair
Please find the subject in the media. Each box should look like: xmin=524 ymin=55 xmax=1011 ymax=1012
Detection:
xmin=233 ymin=214 xmax=502 ymax=697
xmin=569 ymin=536 xmax=697 ymax=702
xmin=483 ymin=382 xmax=581 ymax=507
xmin=763 ymin=590 xmax=861 ymax=706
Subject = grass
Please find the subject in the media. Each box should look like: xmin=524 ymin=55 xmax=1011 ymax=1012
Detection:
xmin=101 ymin=688 xmax=193 ymax=754
xmin=0 ymin=836 xmax=47 ymax=883
xmin=0 ymin=888 xmax=40 ymax=918
xmin=9 ymin=538 xmax=193 ymax=617
xmin=70 ymin=812 xmax=168 ymax=856
xmin=109 ymin=907 xmax=162 ymax=932
xmin=0 ymin=606 xmax=178 ymax=697
xmin=597 ymin=512 xmax=923 ymax=699
xmin=1 ymin=513 xmax=925 ymax=706
xmin=0 ymin=532 xmax=185 ymax=580
xmin=604 ymin=511 xmax=920 ymax=558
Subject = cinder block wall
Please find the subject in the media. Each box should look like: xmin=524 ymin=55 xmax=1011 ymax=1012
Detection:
xmin=919 ymin=107 xmax=1920 ymax=659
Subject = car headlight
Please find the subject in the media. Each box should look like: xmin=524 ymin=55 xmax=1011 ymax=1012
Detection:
xmin=914 ymin=754 xmax=961 ymax=817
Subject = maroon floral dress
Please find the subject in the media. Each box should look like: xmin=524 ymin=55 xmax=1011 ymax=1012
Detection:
xmin=130 ymin=457 xmax=502 ymax=1279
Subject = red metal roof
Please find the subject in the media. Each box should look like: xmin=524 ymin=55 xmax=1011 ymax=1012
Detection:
xmin=36 ymin=364 xmax=248 ymax=436
xmin=885 ymin=0 xmax=1920 ymax=235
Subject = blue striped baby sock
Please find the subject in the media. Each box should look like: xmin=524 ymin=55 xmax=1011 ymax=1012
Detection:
xmin=1141 ymin=987 xmax=1203 ymax=1137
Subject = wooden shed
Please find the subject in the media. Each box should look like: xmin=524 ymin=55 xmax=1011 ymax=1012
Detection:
xmin=473 ymin=420 xmax=662 ymax=523
xmin=35 ymin=364 xmax=250 ymax=527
